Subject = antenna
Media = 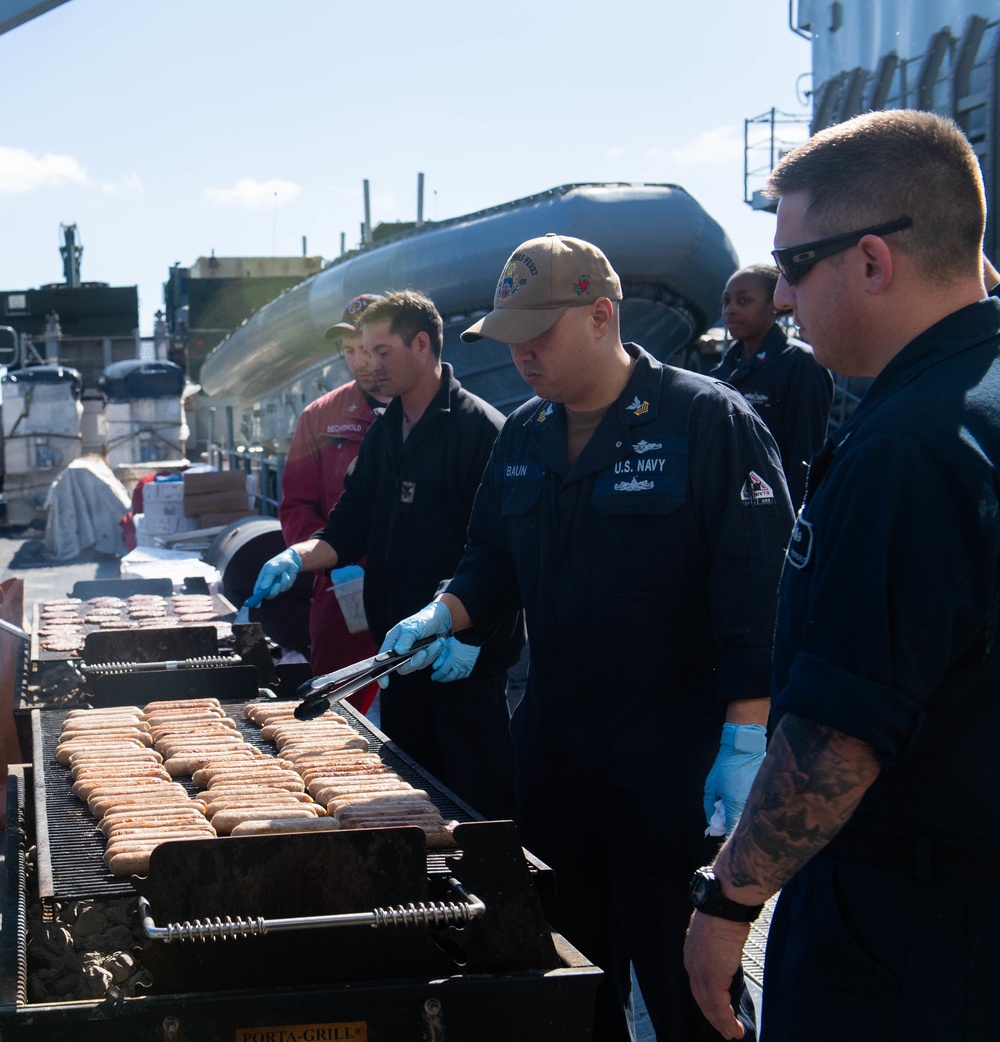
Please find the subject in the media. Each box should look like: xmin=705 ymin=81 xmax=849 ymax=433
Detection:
xmin=60 ymin=223 xmax=83 ymax=287
xmin=362 ymin=179 xmax=372 ymax=245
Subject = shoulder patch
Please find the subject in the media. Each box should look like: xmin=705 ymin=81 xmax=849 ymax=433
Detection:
xmin=786 ymin=516 xmax=813 ymax=569
xmin=740 ymin=470 xmax=775 ymax=506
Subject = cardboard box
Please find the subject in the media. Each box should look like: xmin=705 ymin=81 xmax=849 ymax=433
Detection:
xmin=183 ymin=470 xmax=249 ymax=496
xmin=141 ymin=479 xmax=185 ymax=503
xmin=143 ymin=500 xmax=187 ymax=521
xmin=136 ymin=511 xmax=199 ymax=538
xmin=198 ymin=511 xmax=251 ymax=528
xmin=183 ymin=488 xmax=253 ymax=517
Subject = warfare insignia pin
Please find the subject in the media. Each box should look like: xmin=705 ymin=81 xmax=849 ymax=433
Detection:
xmin=614 ymin=477 xmax=655 ymax=492
xmin=633 ymin=439 xmax=662 ymax=453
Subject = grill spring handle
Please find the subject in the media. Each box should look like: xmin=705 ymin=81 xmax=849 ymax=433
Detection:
xmin=138 ymin=881 xmax=486 ymax=943
xmin=81 ymin=655 xmax=239 ymax=675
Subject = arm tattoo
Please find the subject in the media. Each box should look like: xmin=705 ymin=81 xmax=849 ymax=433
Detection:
xmin=719 ymin=713 xmax=881 ymax=895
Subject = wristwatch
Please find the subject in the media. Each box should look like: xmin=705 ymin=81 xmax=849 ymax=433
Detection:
xmin=689 ymin=866 xmax=764 ymax=922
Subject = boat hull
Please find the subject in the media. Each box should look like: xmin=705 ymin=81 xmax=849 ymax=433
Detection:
xmin=199 ymin=183 xmax=738 ymax=429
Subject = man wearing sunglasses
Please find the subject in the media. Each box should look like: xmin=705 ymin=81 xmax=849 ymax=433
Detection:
xmin=685 ymin=109 xmax=1000 ymax=1041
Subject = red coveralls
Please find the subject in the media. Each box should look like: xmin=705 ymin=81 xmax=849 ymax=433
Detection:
xmin=278 ymin=380 xmax=379 ymax=713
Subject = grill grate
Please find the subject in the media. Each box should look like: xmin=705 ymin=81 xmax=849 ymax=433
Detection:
xmin=30 ymin=594 xmax=234 ymax=666
xmin=34 ymin=698 xmax=480 ymax=908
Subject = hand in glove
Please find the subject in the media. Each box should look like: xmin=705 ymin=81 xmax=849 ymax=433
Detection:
xmin=377 ymin=601 xmax=451 ymax=688
xmin=329 ymin=564 xmax=364 ymax=586
xmin=430 ymin=637 xmax=480 ymax=683
xmin=249 ymin=548 xmax=302 ymax=606
xmin=703 ymin=723 xmax=766 ymax=836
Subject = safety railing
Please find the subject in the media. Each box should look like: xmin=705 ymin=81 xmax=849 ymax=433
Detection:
xmin=206 ymin=446 xmax=284 ymax=517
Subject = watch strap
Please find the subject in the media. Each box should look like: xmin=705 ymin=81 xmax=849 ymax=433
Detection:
xmin=690 ymin=866 xmax=764 ymax=923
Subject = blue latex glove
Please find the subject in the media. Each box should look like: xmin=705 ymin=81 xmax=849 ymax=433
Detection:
xmin=377 ymin=601 xmax=452 ymax=688
xmin=703 ymin=723 xmax=767 ymax=835
xmin=330 ymin=564 xmax=364 ymax=585
xmin=250 ymin=548 xmax=302 ymax=605
xmin=430 ymin=637 xmax=480 ymax=683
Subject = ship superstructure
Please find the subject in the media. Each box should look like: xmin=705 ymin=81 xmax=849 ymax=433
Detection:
xmin=748 ymin=2 xmax=999 ymax=263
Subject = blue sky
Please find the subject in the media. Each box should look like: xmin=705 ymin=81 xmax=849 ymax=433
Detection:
xmin=0 ymin=1 xmax=812 ymax=333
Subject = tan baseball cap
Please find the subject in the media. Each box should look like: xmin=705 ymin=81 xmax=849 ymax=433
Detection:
xmin=461 ymin=233 xmax=623 ymax=344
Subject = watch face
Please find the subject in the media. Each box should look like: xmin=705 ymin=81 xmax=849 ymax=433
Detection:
xmin=689 ymin=866 xmax=763 ymax=922
xmin=690 ymin=868 xmax=714 ymax=906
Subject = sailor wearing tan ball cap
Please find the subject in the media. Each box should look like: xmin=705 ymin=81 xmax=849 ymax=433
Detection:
xmin=380 ymin=232 xmax=794 ymax=1040
xmin=462 ymin=233 xmax=623 ymax=344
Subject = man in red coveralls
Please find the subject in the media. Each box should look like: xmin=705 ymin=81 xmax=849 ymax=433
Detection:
xmin=278 ymin=294 xmax=390 ymax=712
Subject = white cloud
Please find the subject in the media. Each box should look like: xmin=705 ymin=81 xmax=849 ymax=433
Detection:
xmin=203 ymin=178 xmax=302 ymax=208
xmin=668 ymin=125 xmax=744 ymax=166
xmin=0 ymin=146 xmax=89 ymax=192
xmin=606 ymin=146 xmax=625 ymax=159
xmin=100 ymin=173 xmax=144 ymax=195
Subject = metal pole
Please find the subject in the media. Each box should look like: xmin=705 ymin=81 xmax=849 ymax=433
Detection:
xmin=770 ymin=107 xmax=777 ymax=169
xmin=363 ymin=179 xmax=372 ymax=245
xmin=417 ymin=172 xmax=425 ymax=228
xmin=744 ymin=117 xmax=750 ymax=204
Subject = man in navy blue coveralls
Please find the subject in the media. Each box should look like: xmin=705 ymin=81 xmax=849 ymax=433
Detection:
xmin=685 ymin=110 xmax=1000 ymax=1042
xmin=249 ymin=290 xmax=518 ymax=820
xmin=378 ymin=234 xmax=794 ymax=1040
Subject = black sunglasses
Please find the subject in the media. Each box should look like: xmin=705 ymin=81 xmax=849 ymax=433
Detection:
xmin=771 ymin=216 xmax=913 ymax=285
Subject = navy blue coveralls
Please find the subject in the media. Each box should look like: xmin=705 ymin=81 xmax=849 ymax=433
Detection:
xmin=448 ymin=345 xmax=794 ymax=1040
xmin=764 ymin=298 xmax=1000 ymax=1041
xmin=712 ymin=323 xmax=834 ymax=509
xmin=317 ymin=363 xmax=520 ymax=820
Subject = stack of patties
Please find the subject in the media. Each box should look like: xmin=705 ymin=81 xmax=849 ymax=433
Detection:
xmin=38 ymin=598 xmax=86 ymax=654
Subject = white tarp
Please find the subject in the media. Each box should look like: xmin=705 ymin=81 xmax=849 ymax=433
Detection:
xmin=42 ymin=455 xmax=131 ymax=561
xmin=119 ymin=546 xmax=221 ymax=592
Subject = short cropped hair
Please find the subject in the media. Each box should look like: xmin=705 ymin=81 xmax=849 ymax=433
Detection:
xmin=734 ymin=264 xmax=780 ymax=299
xmin=356 ymin=289 xmax=444 ymax=359
xmin=764 ymin=109 xmax=985 ymax=282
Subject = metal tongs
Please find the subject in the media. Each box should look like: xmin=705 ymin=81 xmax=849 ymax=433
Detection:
xmin=293 ymin=634 xmax=446 ymax=720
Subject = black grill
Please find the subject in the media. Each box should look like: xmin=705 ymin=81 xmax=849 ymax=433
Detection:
xmin=33 ymin=698 xmax=481 ymax=908
xmin=8 ymin=673 xmax=597 ymax=1042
